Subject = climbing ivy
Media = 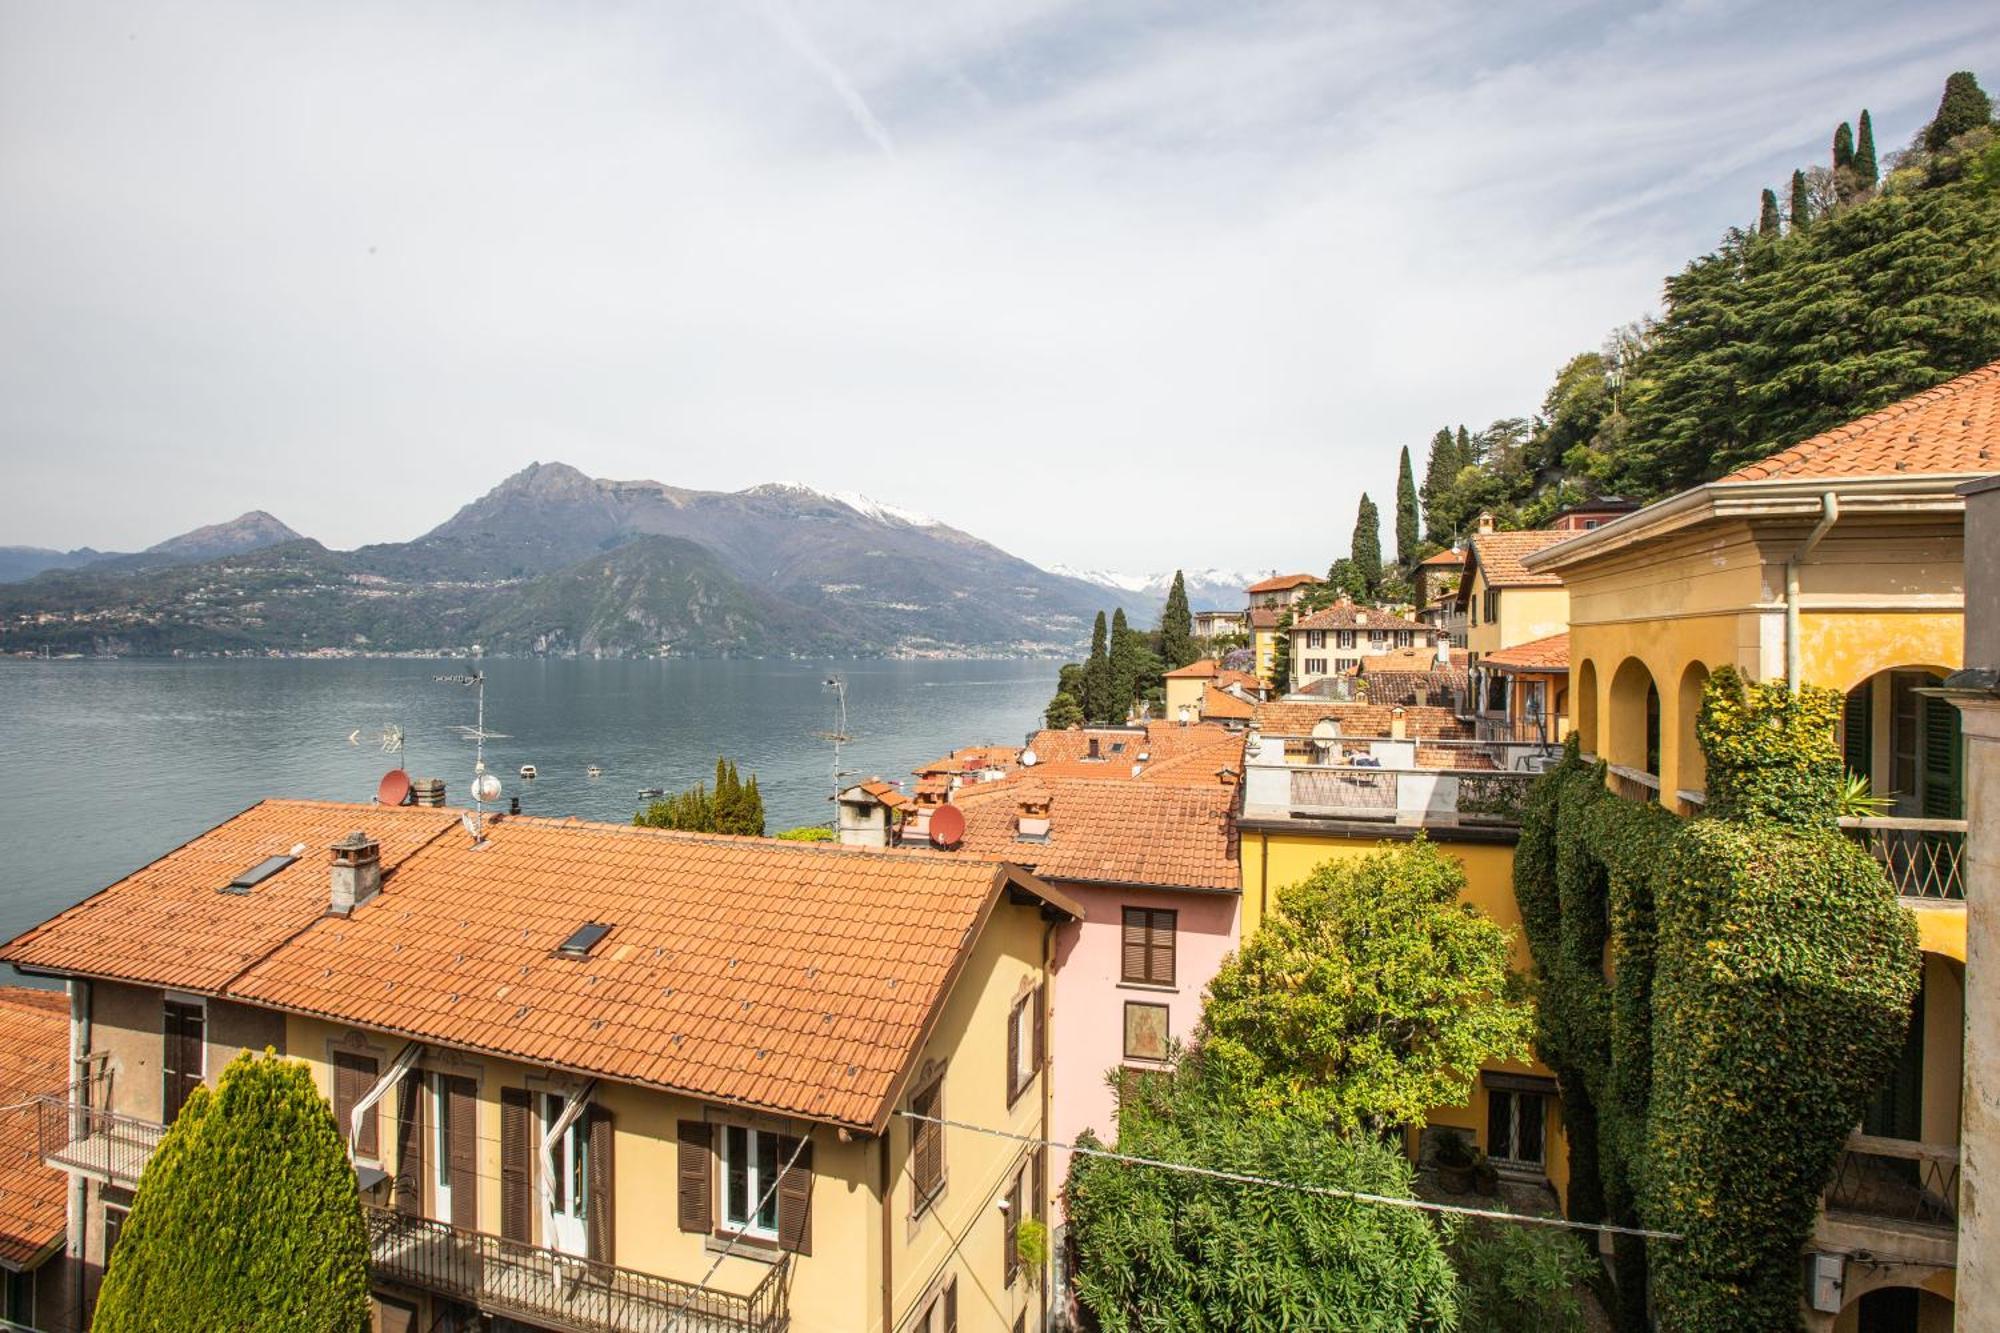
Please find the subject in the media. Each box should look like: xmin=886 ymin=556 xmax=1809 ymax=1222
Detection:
xmin=1514 ymin=670 xmax=1919 ymax=1331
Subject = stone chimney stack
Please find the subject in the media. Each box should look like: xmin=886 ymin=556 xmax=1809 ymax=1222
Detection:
xmin=330 ymin=831 xmax=382 ymax=915
xmin=1476 ymin=511 xmax=1496 ymax=534
xmin=1435 ymin=633 xmax=1451 ymax=667
xmin=1015 ymin=789 xmax=1052 ymax=842
xmin=1390 ymin=706 xmax=1408 ymax=741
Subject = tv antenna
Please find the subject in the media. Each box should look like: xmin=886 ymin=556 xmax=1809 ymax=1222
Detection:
xmin=436 ymin=672 xmax=501 ymax=843
xmin=816 ymin=675 xmax=852 ymax=805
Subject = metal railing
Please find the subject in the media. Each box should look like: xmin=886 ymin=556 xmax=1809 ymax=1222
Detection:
xmin=1278 ymin=766 xmax=1535 ymax=824
xmin=1472 ymin=715 xmax=1556 ymax=745
xmin=1824 ymin=1133 xmax=1959 ymax=1228
xmin=1456 ymin=773 xmax=1534 ymax=822
xmin=35 ymin=1097 xmax=165 ymax=1188
xmin=1289 ymin=767 xmax=1396 ymax=813
xmin=363 ymin=1205 xmax=789 ymax=1333
xmin=1840 ymin=817 xmax=1967 ymax=901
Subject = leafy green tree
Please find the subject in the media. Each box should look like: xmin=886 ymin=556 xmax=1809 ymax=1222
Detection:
xmin=1854 ymin=109 xmax=1878 ymax=191
xmin=1082 ymin=611 xmax=1112 ymax=722
xmin=1066 ymin=1053 xmax=1458 ymax=1332
xmin=1394 ymin=447 xmax=1421 ymax=567
xmin=775 ymin=825 xmax=834 ymax=841
xmin=1269 ymin=606 xmax=1295 ymax=694
xmin=1350 ymin=493 xmax=1383 ymax=597
xmin=1159 ymin=570 xmax=1196 ymax=669
xmin=94 ymin=1051 xmax=370 ymax=1333
xmin=1788 ymin=168 xmax=1811 ymax=231
xmin=1043 ymin=691 xmax=1084 ymax=729
xmin=1454 ymin=1222 xmax=1593 ymax=1333
xmin=1057 ymin=661 xmax=1086 ymax=702
xmin=1203 ymin=837 xmax=1534 ymax=1129
xmin=1757 ymin=188 xmax=1780 ymax=236
xmin=1108 ymin=607 xmax=1139 ymax=720
xmin=636 ymin=757 xmax=764 ymax=833
xmin=1421 ymin=426 xmax=1464 ymax=544
xmin=1926 ymin=70 xmax=1994 ymax=151
xmin=1324 ymin=557 xmax=1366 ymax=602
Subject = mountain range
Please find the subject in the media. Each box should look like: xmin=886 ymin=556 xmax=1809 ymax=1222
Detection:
xmin=1047 ymin=566 xmax=1259 ymax=614
xmin=0 ymin=465 xmax=1138 ymax=657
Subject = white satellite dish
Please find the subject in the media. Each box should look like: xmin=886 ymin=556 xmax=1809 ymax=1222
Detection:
xmin=1020 ymin=749 xmax=1038 ymax=767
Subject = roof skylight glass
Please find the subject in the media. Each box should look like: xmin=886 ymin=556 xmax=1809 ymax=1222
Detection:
xmin=556 ymin=922 xmax=614 ymax=959
xmin=222 ymin=854 xmax=297 ymax=895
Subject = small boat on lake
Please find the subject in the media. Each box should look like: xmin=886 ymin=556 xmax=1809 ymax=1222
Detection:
xmin=519 ymin=764 xmax=538 ymax=780
xmin=587 ymin=765 xmax=603 ymax=779
xmin=637 ymin=786 xmax=664 ymax=799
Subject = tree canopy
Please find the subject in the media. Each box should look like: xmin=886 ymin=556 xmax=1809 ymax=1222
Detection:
xmin=1349 ymin=493 xmax=1383 ymax=597
xmin=1160 ymin=571 xmax=1196 ymax=668
xmin=94 ymin=1051 xmax=371 ymax=1333
xmin=635 ymin=757 xmax=766 ymax=835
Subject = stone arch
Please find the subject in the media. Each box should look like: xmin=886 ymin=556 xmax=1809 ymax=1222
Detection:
xmin=1606 ymin=657 xmax=1659 ymax=778
xmin=1675 ymin=661 xmax=1711 ymax=806
xmin=1575 ymin=659 xmax=1599 ymax=754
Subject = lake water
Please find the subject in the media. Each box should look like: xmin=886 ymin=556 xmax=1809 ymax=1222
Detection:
xmin=0 ymin=657 xmax=1055 ymax=973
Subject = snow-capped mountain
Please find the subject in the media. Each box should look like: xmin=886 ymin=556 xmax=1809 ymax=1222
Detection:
xmin=1048 ymin=566 xmax=1257 ymax=608
xmin=749 ymin=482 xmax=941 ymax=528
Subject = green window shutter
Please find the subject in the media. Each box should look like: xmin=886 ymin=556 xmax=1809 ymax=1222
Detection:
xmin=1843 ymin=687 xmax=1873 ymax=781
xmin=1921 ymin=695 xmax=1962 ymax=818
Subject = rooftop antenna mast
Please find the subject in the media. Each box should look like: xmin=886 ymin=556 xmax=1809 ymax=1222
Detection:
xmin=817 ymin=674 xmax=852 ymax=809
xmin=437 ymin=671 xmax=504 ymax=844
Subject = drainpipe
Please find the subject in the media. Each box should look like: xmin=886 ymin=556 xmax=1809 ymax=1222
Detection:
xmin=69 ymin=979 xmax=89 ymax=1333
xmin=879 ymin=1131 xmax=894 ymax=1333
xmin=1039 ymin=918 xmax=1056 ymax=1328
xmin=1785 ymin=493 xmax=1839 ymax=693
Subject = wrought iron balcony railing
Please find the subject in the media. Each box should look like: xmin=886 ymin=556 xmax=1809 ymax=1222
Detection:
xmin=1839 ymin=817 xmax=1966 ymax=901
xmin=35 ymin=1097 xmax=164 ymax=1188
xmin=363 ymin=1204 xmax=790 ymax=1333
xmin=1824 ymin=1132 xmax=1959 ymax=1229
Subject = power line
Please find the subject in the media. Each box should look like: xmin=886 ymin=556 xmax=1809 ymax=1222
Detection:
xmin=897 ymin=1111 xmax=1683 ymax=1243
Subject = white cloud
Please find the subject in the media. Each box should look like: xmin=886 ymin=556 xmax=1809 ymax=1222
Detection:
xmin=0 ymin=0 xmax=1995 ymax=572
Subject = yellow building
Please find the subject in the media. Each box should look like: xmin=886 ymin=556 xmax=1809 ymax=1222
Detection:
xmin=1457 ymin=513 xmax=1574 ymax=671
xmin=1525 ymin=363 xmax=1997 ymax=1331
xmin=1246 ymin=573 xmax=1320 ymax=687
xmin=1 ymin=801 xmax=1081 ymax=1333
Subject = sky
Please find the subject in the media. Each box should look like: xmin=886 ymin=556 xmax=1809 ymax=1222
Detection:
xmin=3 ymin=2 xmax=1997 ymax=576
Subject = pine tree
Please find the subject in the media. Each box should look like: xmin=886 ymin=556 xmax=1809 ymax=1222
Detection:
xmin=1926 ymin=71 xmax=1993 ymax=152
xmin=714 ymin=757 xmax=736 ymax=831
xmin=1044 ymin=692 xmax=1084 ymax=729
xmin=1159 ymin=571 xmax=1195 ymax=668
xmin=1854 ymin=109 xmax=1878 ymax=191
xmin=1108 ymin=607 xmax=1139 ymax=721
xmin=1420 ymin=427 xmax=1459 ymax=544
xmin=1758 ymin=188 xmax=1781 ymax=236
xmin=94 ymin=1053 xmax=371 ymax=1332
xmin=1082 ymin=611 xmax=1111 ymax=722
xmin=741 ymin=774 xmax=766 ymax=836
xmin=1455 ymin=425 xmax=1473 ymax=467
xmin=1789 ymin=168 xmax=1811 ymax=232
xmin=1394 ymin=447 xmax=1420 ymax=566
xmin=1833 ymin=121 xmax=1854 ymax=172
xmin=1351 ymin=494 xmax=1383 ymax=597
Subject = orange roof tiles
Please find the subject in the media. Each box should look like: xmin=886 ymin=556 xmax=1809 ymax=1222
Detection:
xmin=843 ymin=780 xmax=912 ymax=812
xmin=0 ymin=801 xmax=461 ymax=992
xmin=1251 ymin=700 xmax=1474 ymax=740
xmin=1355 ymin=647 xmax=1447 ymax=674
xmin=1216 ymin=669 xmax=1263 ymax=693
xmin=1247 ymin=608 xmax=1285 ymax=630
xmin=949 ymin=777 xmax=1239 ymax=891
xmin=1246 ymin=573 xmax=1320 ymax=593
xmin=1465 ymin=530 xmax=1574 ymax=589
xmin=912 ymin=746 xmax=1021 ymax=778
xmin=3 ymin=803 xmax=1077 ymax=1132
xmin=0 ymin=987 xmax=69 ymax=1267
xmin=1200 ymin=684 xmax=1254 ymax=720
xmin=1420 ymin=549 xmax=1466 ymax=566
xmin=1719 ymin=359 xmax=2000 ymax=483
xmin=1292 ymin=601 xmax=1423 ymax=632
xmin=1162 ymin=660 xmax=1221 ymax=680
xmin=1483 ymin=632 xmax=1570 ymax=672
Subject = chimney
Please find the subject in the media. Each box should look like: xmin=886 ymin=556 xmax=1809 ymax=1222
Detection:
xmin=1391 ymin=706 xmax=1408 ymax=741
xmin=1015 ymin=790 xmax=1052 ymax=842
xmin=329 ymin=831 xmax=382 ymax=915
xmin=1435 ymin=634 xmax=1451 ymax=667
xmin=1087 ymin=737 xmax=1101 ymax=760
xmin=1476 ymin=511 xmax=1496 ymax=534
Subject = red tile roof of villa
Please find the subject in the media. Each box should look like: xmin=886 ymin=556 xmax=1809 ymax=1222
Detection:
xmin=1483 ymin=632 xmax=1571 ymax=672
xmin=947 ymin=777 xmax=1240 ymax=891
xmin=1718 ymin=358 xmax=2000 ymax=482
xmin=0 ymin=988 xmax=69 ymax=1268
xmin=1246 ymin=573 xmax=1321 ymax=593
xmin=1162 ymin=659 xmax=1221 ymax=679
xmin=911 ymin=745 xmax=1022 ymax=778
xmin=1247 ymin=607 xmax=1286 ymax=630
xmin=1420 ymin=548 xmax=1466 ymax=566
xmin=1251 ymin=700 xmax=1473 ymax=739
xmin=1465 ymin=530 xmax=1574 ymax=589
xmin=1292 ymin=601 xmax=1424 ymax=632
xmin=1200 ymin=685 xmax=1255 ymax=720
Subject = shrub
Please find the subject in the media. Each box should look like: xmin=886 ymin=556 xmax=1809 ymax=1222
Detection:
xmin=775 ymin=825 xmax=835 ymax=841
xmin=94 ymin=1050 xmax=370 ymax=1333
xmin=1454 ymin=1222 xmax=1593 ymax=1333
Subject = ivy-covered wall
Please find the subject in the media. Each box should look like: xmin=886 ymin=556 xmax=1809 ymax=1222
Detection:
xmin=1515 ymin=668 xmax=1920 ymax=1331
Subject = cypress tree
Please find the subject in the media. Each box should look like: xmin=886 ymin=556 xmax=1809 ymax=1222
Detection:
xmin=1160 ymin=571 xmax=1195 ymax=668
xmin=1925 ymin=71 xmax=1993 ymax=152
xmin=1420 ymin=427 xmax=1459 ymax=544
xmin=1832 ymin=121 xmax=1854 ymax=172
xmin=94 ymin=1053 xmax=371 ymax=1332
xmin=1789 ymin=169 xmax=1811 ymax=232
xmin=1394 ymin=446 xmax=1420 ymax=566
xmin=742 ymin=774 xmax=765 ymax=836
xmin=1351 ymin=493 xmax=1383 ymax=597
xmin=1758 ymin=188 xmax=1780 ymax=236
xmin=1082 ymin=611 xmax=1111 ymax=722
xmin=1854 ymin=110 xmax=1877 ymax=190
xmin=1109 ymin=608 xmax=1139 ymax=721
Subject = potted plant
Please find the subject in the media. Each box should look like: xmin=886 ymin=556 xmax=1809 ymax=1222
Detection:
xmin=1434 ymin=1132 xmax=1476 ymax=1194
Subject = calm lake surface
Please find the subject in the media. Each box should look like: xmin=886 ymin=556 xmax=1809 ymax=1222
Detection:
xmin=0 ymin=657 xmax=1054 ymax=972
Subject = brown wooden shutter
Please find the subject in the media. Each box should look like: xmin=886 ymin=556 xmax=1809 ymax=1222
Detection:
xmin=776 ymin=1136 xmax=813 ymax=1255
xmin=1032 ymin=983 xmax=1046 ymax=1075
xmin=1005 ymin=1001 xmax=1022 ymax=1102
xmin=1120 ymin=909 xmax=1147 ymax=983
xmin=1148 ymin=909 xmax=1176 ymax=985
xmin=161 ymin=1002 xmax=204 ymax=1125
xmin=1032 ymin=1144 xmax=1045 ymax=1222
xmin=499 ymin=1087 xmax=532 ymax=1244
xmin=677 ymin=1121 xmax=713 ymax=1233
xmin=942 ymin=1278 xmax=957 ymax=1333
xmin=446 ymin=1075 xmax=478 ymax=1231
xmin=912 ymin=1077 xmax=942 ymax=1201
xmin=334 ymin=1052 xmax=379 ymax=1158
xmin=587 ymin=1104 xmax=614 ymax=1263
xmin=392 ymin=1074 xmax=424 ymax=1215
xmin=1003 ymin=1167 xmax=1022 ymax=1284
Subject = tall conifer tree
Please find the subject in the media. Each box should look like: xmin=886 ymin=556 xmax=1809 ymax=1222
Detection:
xmin=1351 ymin=494 xmax=1383 ymax=597
xmin=1159 ymin=571 xmax=1195 ymax=668
xmin=1394 ymin=447 xmax=1420 ymax=566
xmin=1854 ymin=110 xmax=1878 ymax=190
xmin=1758 ymin=189 xmax=1781 ymax=236
xmin=1083 ymin=611 xmax=1111 ymax=722
xmin=1789 ymin=169 xmax=1811 ymax=231
xmin=1420 ymin=428 xmax=1458 ymax=544
xmin=1926 ymin=72 xmax=1993 ymax=152
xmin=1832 ymin=121 xmax=1856 ymax=203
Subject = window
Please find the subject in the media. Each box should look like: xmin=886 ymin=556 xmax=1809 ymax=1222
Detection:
xmin=223 ymin=854 xmax=296 ymax=894
xmin=1336 ymin=658 xmax=1358 ymax=674
xmin=720 ymin=1125 xmax=801 ymax=1241
xmin=1369 ymin=630 xmax=1386 ymax=647
xmin=919 ymin=1278 xmax=959 ymax=1333
xmin=1124 ymin=1002 xmax=1170 ymax=1062
xmin=1483 ymin=588 xmax=1501 ymax=623
xmin=333 ymin=1050 xmax=380 ymax=1158
xmin=103 ymin=1197 xmax=131 ymax=1277
xmin=911 ymin=1072 xmax=945 ymax=1211
xmin=1120 ymin=907 xmax=1176 ymax=986
xmin=161 ymin=1000 xmax=204 ymax=1124
xmin=1487 ymin=1089 xmax=1546 ymax=1167
xmin=1336 ymin=629 xmax=1356 ymax=649
xmin=1006 ymin=986 xmax=1045 ymax=1106
xmin=1303 ymin=657 xmax=1326 ymax=676
xmin=1003 ymin=1161 xmax=1026 ymax=1286
xmin=556 ymin=922 xmax=613 ymax=959
xmin=1307 ymin=630 xmax=1324 ymax=649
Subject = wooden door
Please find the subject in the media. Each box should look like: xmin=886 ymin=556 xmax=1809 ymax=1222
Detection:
xmin=161 ymin=1001 xmax=204 ymax=1124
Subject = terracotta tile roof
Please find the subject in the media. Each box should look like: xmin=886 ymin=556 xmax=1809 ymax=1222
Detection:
xmin=1420 ymin=549 xmax=1466 ymax=566
xmin=1247 ymin=607 xmax=1285 ymax=630
xmin=1025 ymin=722 xmax=1236 ymax=768
xmin=0 ymin=802 xmax=462 ymax=992
xmin=1292 ymin=601 xmax=1424 ymax=632
xmin=5 ymin=802 xmax=1077 ymax=1132
xmin=1718 ymin=358 xmax=2000 ymax=483
xmin=1355 ymin=647 xmax=1446 ymax=674
xmin=1216 ymin=669 xmax=1263 ymax=693
xmin=0 ymin=987 xmax=69 ymax=1268
xmin=1126 ymin=735 xmax=1247 ymax=786
xmin=948 ymin=777 xmax=1239 ymax=891
xmin=1246 ymin=573 xmax=1320 ymax=594
xmin=1200 ymin=684 xmax=1255 ymax=720
xmin=842 ymin=780 xmax=912 ymax=812
xmin=1162 ymin=660 xmax=1221 ymax=680
xmin=912 ymin=746 xmax=1022 ymax=778
xmin=1465 ymin=530 xmax=1574 ymax=589
xmin=1357 ymin=671 xmax=1469 ymax=708
xmin=1482 ymin=632 xmax=1570 ymax=672
xmin=1251 ymin=700 xmax=1474 ymax=740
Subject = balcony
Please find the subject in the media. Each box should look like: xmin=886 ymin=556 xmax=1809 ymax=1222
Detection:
xmin=364 ymin=1205 xmax=790 ymax=1333
xmin=1244 ymin=754 xmax=1537 ymax=826
xmin=1840 ymin=817 xmax=1966 ymax=901
xmin=1824 ymin=1133 xmax=1959 ymax=1228
xmin=35 ymin=1097 xmax=164 ymax=1188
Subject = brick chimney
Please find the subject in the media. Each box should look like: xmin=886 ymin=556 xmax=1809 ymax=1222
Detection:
xmin=329 ymin=831 xmax=382 ymax=915
xmin=1435 ymin=633 xmax=1451 ymax=667
xmin=1015 ymin=788 xmax=1052 ymax=842
xmin=1390 ymin=706 xmax=1408 ymax=741
xmin=1476 ymin=511 xmax=1496 ymax=534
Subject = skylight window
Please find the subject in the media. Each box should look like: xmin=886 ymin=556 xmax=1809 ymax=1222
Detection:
xmin=555 ymin=922 xmax=614 ymax=959
xmin=221 ymin=855 xmax=297 ymax=895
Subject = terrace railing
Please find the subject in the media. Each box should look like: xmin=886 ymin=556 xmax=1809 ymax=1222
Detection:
xmin=1839 ymin=817 xmax=1967 ymax=901
xmin=363 ymin=1204 xmax=789 ymax=1333
xmin=1824 ymin=1132 xmax=1959 ymax=1229
xmin=1275 ymin=766 xmax=1534 ymax=825
xmin=35 ymin=1097 xmax=164 ymax=1188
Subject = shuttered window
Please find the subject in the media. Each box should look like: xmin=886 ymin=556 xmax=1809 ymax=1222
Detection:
xmin=586 ymin=1105 xmax=615 ymax=1262
xmin=715 ymin=1125 xmax=809 ymax=1252
xmin=677 ymin=1121 xmax=713 ymax=1233
xmin=911 ymin=1073 xmax=944 ymax=1211
xmin=1121 ymin=908 xmax=1176 ymax=986
xmin=1005 ymin=987 xmax=1043 ymax=1107
xmin=334 ymin=1052 xmax=380 ymax=1159
xmin=1921 ymin=694 xmax=1963 ymax=819
xmin=1003 ymin=1163 xmax=1025 ymax=1286
xmin=161 ymin=1001 xmax=204 ymax=1125
xmin=775 ymin=1137 xmax=812 ymax=1256
xmin=392 ymin=1074 xmax=425 ymax=1215
xmin=499 ymin=1087 xmax=533 ymax=1243
xmin=1843 ymin=686 xmax=1873 ymax=780
xmin=445 ymin=1075 xmax=478 ymax=1232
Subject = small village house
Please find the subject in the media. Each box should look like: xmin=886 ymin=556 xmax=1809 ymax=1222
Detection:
xmin=1284 ymin=601 xmax=1425 ymax=691
xmin=0 ymin=987 xmax=71 ymax=1330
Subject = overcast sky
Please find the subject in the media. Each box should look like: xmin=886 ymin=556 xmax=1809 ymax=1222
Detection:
xmin=3 ymin=2 xmax=1996 ymax=574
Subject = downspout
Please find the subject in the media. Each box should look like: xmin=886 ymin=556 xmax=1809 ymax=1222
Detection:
xmin=1785 ymin=492 xmax=1840 ymax=693
xmin=1039 ymin=918 xmax=1057 ymax=1328
xmin=879 ymin=1132 xmax=894 ymax=1333
xmin=1259 ymin=831 xmax=1270 ymax=927
xmin=69 ymin=979 xmax=89 ymax=1333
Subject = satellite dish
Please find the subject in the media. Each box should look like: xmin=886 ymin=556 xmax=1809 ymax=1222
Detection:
xmin=929 ymin=803 xmax=966 ymax=849
xmin=376 ymin=770 xmax=412 ymax=807
xmin=1019 ymin=749 xmax=1038 ymax=767
xmin=472 ymin=772 xmax=503 ymax=804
